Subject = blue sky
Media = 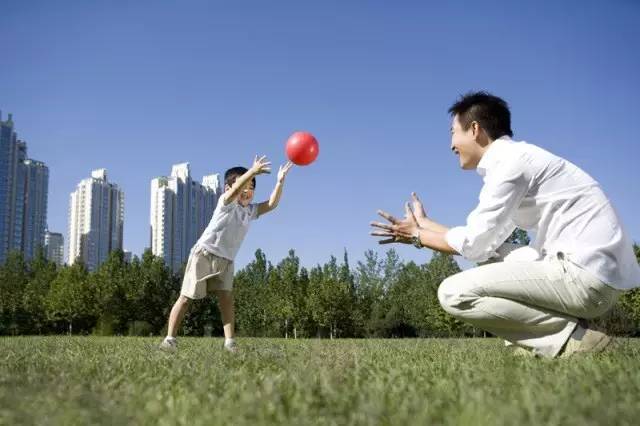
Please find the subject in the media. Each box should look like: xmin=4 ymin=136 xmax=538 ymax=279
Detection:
xmin=2 ymin=0 xmax=639 ymax=269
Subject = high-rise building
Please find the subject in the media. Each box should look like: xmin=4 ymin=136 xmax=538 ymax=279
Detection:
xmin=0 ymin=112 xmax=49 ymax=263
xmin=19 ymin=159 xmax=49 ymax=260
xmin=44 ymin=231 xmax=64 ymax=266
xmin=150 ymin=163 xmax=220 ymax=271
xmin=68 ymin=169 xmax=124 ymax=271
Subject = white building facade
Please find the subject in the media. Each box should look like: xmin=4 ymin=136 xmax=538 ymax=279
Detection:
xmin=150 ymin=163 xmax=220 ymax=271
xmin=68 ymin=169 xmax=124 ymax=271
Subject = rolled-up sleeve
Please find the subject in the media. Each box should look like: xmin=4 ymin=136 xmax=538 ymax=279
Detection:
xmin=446 ymin=152 xmax=531 ymax=263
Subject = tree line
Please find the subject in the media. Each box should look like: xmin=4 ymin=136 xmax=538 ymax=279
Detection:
xmin=1 ymin=240 xmax=639 ymax=338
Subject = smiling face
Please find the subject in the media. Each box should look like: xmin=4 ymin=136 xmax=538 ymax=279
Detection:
xmin=226 ymin=182 xmax=255 ymax=207
xmin=450 ymin=114 xmax=485 ymax=170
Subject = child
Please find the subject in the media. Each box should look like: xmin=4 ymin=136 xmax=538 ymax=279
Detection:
xmin=160 ymin=155 xmax=293 ymax=353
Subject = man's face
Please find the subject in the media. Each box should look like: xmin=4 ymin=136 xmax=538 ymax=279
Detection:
xmin=450 ymin=115 xmax=483 ymax=170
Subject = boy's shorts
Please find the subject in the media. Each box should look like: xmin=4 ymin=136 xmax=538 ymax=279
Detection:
xmin=181 ymin=247 xmax=234 ymax=299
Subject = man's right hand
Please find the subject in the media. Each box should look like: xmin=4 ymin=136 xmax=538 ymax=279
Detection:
xmin=251 ymin=155 xmax=272 ymax=175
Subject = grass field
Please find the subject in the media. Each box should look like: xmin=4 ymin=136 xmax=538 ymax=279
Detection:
xmin=1 ymin=337 xmax=639 ymax=425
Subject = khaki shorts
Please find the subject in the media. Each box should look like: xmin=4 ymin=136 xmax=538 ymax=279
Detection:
xmin=180 ymin=247 xmax=234 ymax=299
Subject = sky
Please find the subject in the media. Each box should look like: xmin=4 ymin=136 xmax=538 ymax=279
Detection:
xmin=1 ymin=0 xmax=639 ymax=270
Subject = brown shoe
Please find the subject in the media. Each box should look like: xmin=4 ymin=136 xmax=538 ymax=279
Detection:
xmin=559 ymin=323 xmax=612 ymax=358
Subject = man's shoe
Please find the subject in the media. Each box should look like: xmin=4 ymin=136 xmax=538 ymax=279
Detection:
xmin=508 ymin=345 xmax=536 ymax=358
xmin=559 ymin=323 xmax=611 ymax=358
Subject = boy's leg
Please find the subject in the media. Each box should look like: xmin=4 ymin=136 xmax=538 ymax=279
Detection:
xmin=214 ymin=290 xmax=235 ymax=339
xmin=437 ymin=254 xmax=619 ymax=358
xmin=167 ymin=295 xmax=191 ymax=338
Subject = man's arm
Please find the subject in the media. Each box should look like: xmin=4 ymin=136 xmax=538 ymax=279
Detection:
xmin=257 ymin=162 xmax=293 ymax=216
xmin=410 ymin=192 xmax=449 ymax=233
xmin=370 ymin=204 xmax=459 ymax=255
xmin=223 ymin=155 xmax=271 ymax=206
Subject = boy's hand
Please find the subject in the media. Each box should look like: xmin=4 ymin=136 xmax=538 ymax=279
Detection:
xmin=277 ymin=161 xmax=294 ymax=183
xmin=251 ymin=155 xmax=272 ymax=175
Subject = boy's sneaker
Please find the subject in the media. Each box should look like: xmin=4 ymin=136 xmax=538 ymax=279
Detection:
xmin=159 ymin=337 xmax=177 ymax=353
xmin=559 ymin=322 xmax=611 ymax=358
xmin=223 ymin=340 xmax=238 ymax=354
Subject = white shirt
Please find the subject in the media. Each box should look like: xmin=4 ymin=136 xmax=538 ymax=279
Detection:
xmin=195 ymin=200 xmax=259 ymax=261
xmin=445 ymin=137 xmax=640 ymax=290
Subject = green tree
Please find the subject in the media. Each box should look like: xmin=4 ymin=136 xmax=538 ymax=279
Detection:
xmin=22 ymin=248 xmax=57 ymax=334
xmin=0 ymin=251 xmax=28 ymax=335
xmin=235 ymin=249 xmax=271 ymax=336
xmin=46 ymin=262 xmax=93 ymax=334
xmin=91 ymin=250 xmax=131 ymax=335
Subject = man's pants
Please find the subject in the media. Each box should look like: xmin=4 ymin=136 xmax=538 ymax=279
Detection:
xmin=437 ymin=246 xmax=621 ymax=357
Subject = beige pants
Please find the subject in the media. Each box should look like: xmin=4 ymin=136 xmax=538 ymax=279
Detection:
xmin=180 ymin=247 xmax=234 ymax=299
xmin=438 ymin=247 xmax=620 ymax=358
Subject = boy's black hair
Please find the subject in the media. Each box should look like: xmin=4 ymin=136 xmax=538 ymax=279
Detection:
xmin=224 ymin=166 xmax=256 ymax=189
xmin=448 ymin=91 xmax=513 ymax=140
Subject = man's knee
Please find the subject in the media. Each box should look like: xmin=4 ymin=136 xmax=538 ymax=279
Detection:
xmin=438 ymin=274 xmax=465 ymax=315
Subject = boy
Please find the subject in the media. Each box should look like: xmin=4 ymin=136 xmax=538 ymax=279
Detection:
xmin=160 ymin=155 xmax=293 ymax=353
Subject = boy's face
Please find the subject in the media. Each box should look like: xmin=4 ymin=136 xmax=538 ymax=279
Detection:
xmin=226 ymin=181 xmax=255 ymax=206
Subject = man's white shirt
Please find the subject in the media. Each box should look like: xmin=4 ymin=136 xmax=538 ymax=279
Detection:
xmin=445 ymin=137 xmax=640 ymax=290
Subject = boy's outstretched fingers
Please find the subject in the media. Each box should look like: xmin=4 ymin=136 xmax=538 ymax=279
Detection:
xmin=277 ymin=161 xmax=294 ymax=182
xmin=253 ymin=154 xmax=272 ymax=174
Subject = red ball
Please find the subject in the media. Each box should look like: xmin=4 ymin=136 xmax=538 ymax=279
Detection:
xmin=285 ymin=131 xmax=319 ymax=166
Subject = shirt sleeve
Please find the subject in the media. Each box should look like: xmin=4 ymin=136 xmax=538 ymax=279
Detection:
xmin=249 ymin=203 xmax=260 ymax=220
xmin=445 ymin=151 xmax=531 ymax=263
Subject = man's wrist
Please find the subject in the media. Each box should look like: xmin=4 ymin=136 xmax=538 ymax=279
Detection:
xmin=411 ymin=229 xmax=423 ymax=249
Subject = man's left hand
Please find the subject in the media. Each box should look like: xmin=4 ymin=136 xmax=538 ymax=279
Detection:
xmin=370 ymin=203 xmax=420 ymax=245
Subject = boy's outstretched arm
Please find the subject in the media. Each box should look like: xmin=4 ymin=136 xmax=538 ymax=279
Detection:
xmin=258 ymin=161 xmax=293 ymax=216
xmin=223 ymin=155 xmax=271 ymax=205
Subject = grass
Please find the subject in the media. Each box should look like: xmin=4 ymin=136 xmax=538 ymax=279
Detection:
xmin=1 ymin=337 xmax=639 ymax=425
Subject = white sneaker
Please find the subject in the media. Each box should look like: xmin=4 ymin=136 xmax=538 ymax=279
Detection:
xmin=560 ymin=323 xmax=611 ymax=358
xmin=159 ymin=337 xmax=177 ymax=353
xmin=223 ymin=340 xmax=238 ymax=354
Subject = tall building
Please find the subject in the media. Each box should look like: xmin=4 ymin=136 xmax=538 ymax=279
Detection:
xmin=68 ymin=169 xmax=124 ymax=271
xmin=0 ymin=112 xmax=49 ymax=263
xmin=150 ymin=163 xmax=220 ymax=271
xmin=44 ymin=231 xmax=64 ymax=266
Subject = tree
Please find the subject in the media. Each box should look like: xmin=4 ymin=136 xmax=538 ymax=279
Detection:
xmin=22 ymin=248 xmax=57 ymax=334
xmin=91 ymin=250 xmax=131 ymax=335
xmin=0 ymin=251 xmax=28 ymax=335
xmin=46 ymin=262 xmax=93 ymax=334
xmin=235 ymin=249 xmax=271 ymax=336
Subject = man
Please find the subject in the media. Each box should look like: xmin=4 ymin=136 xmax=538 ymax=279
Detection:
xmin=370 ymin=91 xmax=640 ymax=358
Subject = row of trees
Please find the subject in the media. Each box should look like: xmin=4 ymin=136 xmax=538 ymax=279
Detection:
xmin=1 ymin=240 xmax=639 ymax=337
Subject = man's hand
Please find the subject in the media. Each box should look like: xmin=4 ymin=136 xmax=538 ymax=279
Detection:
xmin=411 ymin=192 xmax=429 ymax=228
xmin=277 ymin=161 xmax=294 ymax=183
xmin=251 ymin=155 xmax=272 ymax=175
xmin=370 ymin=203 xmax=420 ymax=245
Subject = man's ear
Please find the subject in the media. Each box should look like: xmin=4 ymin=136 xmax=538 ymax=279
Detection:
xmin=470 ymin=121 xmax=481 ymax=138
xmin=471 ymin=121 xmax=490 ymax=146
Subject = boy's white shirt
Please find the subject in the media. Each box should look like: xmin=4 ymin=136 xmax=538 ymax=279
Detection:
xmin=195 ymin=199 xmax=259 ymax=261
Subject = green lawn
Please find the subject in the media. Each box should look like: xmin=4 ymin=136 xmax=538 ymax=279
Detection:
xmin=1 ymin=337 xmax=639 ymax=425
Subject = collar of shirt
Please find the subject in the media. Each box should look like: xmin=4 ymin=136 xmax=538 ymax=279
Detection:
xmin=476 ymin=136 xmax=513 ymax=177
